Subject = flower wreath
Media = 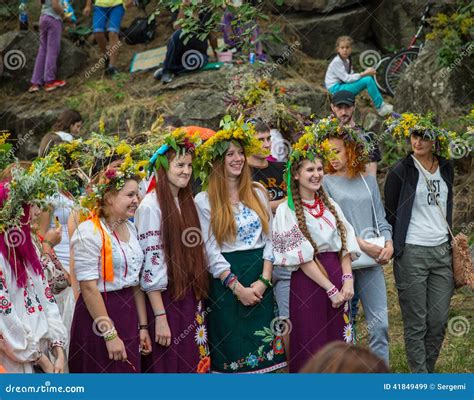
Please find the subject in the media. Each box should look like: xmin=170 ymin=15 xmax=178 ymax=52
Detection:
xmin=310 ymin=117 xmax=370 ymax=160
xmin=384 ymin=112 xmax=459 ymax=159
xmin=286 ymin=130 xmax=336 ymax=211
xmin=0 ymin=159 xmax=68 ymax=232
xmin=80 ymin=141 xmax=148 ymax=212
xmin=148 ymin=128 xmax=200 ymax=173
xmin=193 ymin=115 xmax=266 ymax=188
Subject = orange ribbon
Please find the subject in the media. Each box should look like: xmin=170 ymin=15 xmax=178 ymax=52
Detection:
xmin=88 ymin=213 xmax=114 ymax=282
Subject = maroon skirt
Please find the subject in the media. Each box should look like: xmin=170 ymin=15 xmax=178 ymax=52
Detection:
xmin=288 ymin=252 xmax=353 ymax=373
xmin=69 ymin=287 xmax=140 ymax=373
xmin=141 ymin=289 xmax=208 ymax=373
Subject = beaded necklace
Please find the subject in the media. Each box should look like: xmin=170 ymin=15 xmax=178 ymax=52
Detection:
xmin=302 ymin=194 xmax=325 ymax=219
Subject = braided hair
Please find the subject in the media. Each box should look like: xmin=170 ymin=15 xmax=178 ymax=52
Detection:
xmin=290 ymin=159 xmax=348 ymax=275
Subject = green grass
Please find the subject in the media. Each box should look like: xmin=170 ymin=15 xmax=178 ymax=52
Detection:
xmin=355 ymin=264 xmax=474 ymax=372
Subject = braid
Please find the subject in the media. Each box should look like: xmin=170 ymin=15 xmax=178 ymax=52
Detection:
xmin=318 ymin=188 xmax=347 ymax=254
xmin=290 ymin=164 xmax=328 ymax=278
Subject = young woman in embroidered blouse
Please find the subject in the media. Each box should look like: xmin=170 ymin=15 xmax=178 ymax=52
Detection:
xmin=135 ymin=135 xmax=211 ymax=373
xmin=324 ymin=134 xmax=393 ymax=365
xmin=194 ymin=131 xmax=287 ymax=373
xmin=272 ymin=137 xmax=360 ymax=372
xmin=69 ymin=168 xmax=151 ymax=373
xmin=0 ymin=182 xmax=68 ymax=373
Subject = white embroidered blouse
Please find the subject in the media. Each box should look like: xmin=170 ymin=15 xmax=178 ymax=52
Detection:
xmin=134 ymin=193 xmax=168 ymax=292
xmin=0 ymin=253 xmax=68 ymax=373
xmin=272 ymin=199 xmax=361 ymax=270
xmin=195 ymin=186 xmax=274 ymax=278
xmin=71 ymin=220 xmax=143 ymax=292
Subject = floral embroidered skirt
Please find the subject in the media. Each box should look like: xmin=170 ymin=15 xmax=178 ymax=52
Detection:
xmin=207 ymin=248 xmax=287 ymax=373
xmin=289 ymin=251 xmax=353 ymax=372
xmin=69 ymin=287 xmax=140 ymax=373
xmin=141 ymin=290 xmax=210 ymax=373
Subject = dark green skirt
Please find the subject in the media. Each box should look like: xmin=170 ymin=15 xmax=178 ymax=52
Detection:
xmin=207 ymin=248 xmax=287 ymax=373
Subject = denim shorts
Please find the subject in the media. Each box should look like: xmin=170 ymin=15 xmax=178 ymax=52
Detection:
xmin=92 ymin=4 xmax=125 ymax=33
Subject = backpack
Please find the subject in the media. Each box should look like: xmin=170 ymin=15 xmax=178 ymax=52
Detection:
xmin=121 ymin=16 xmax=156 ymax=45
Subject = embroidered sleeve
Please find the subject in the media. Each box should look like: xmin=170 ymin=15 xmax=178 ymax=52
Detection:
xmin=272 ymin=203 xmax=314 ymax=269
xmin=37 ymin=271 xmax=68 ymax=350
xmin=71 ymin=221 xmax=102 ymax=282
xmin=135 ymin=200 xmax=168 ymax=292
xmin=195 ymin=193 xmax=231 ymax=278
xmin=0 ymin=262 xmax=41 ymax=363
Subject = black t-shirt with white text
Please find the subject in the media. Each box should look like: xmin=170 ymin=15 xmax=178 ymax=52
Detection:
xmin=252 ymin=161 xmax=287 ymax=201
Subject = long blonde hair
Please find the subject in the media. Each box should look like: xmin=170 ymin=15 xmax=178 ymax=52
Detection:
xmin=208 ymin=153 xmax=270 ymax=247
xmin=290 ymin=159 xmax=347 ymax=276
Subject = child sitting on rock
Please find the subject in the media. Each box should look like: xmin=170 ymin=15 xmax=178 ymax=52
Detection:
xmin=325 ymin=35 xmax=393 ymax=117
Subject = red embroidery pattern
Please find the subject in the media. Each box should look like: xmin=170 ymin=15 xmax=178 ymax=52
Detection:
xmin=44 ymin=286 xmax=55 ymax=303
xmin=144 ymin=245 xmax=163 ymax=254
xmin=321 ymin=215 xmax=335 ymax=230
xmin=298 ymin=250 xmax=304 ymax=264
xmin=272 ymin=224 xmax=306 ymax=253
xmin=0 ymin=295 xmax=12 ymax=315
xmin=138 ymin=230 xmax=161 ymax=241
xmin=151 ymin=254 xmax=160 ymax=266
xmin=143 ymin=269 xmax=153 ymax=284
xmin=24 ymin=286 xmax=35 ymax=314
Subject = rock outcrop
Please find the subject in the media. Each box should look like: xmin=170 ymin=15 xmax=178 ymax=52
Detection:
xmin=0 ymin=31 xmax=88 ymax=90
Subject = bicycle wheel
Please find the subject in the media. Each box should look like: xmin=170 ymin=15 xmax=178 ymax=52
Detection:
xmin=375 ymin=56 xmax=391 ymax=94
xmin=384 ymin=49 xmax=420 ymax=96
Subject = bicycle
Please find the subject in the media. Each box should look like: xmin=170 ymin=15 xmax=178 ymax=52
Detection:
xmin=359 ymin=1 xmax=431 ymax=96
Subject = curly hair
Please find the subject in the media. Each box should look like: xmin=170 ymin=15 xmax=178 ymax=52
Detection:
xmin=325 ymin=139 xmax=366 ymax=178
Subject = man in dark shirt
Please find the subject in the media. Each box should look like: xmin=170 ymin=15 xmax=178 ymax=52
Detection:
xmin=330 ymin=90 xmax=382 ymax=176
xmin=248 ymin=119 xmax=286 ymax=213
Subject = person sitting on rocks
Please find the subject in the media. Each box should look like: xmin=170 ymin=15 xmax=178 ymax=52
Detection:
xmin=325 ymin=35 xmax=393 ymax=117
xmin=153 ymin=0 xmax=218 ymax=84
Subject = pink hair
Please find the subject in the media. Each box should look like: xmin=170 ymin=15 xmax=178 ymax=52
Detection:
xmin=0 ymin=182 xmax=43 ymax=287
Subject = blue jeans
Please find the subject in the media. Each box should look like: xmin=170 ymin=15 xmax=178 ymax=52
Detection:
xmin=329 ymin=76 xmax=384 ymax=108
xmin=354 ymin=266 xmax=389 ymax=365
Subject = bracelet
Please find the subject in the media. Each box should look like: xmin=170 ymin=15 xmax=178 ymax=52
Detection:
xmin=154 ymin=310 xmax=166 ymax=317
xmin=258 ymin=275 xmax=273 ymax=288
xmin=138 ymin=325 xmax=149 ymax=330
xmin=103 ymin=327 xmax=118 ymax=342
xmin=222 ymin=272 xmax=235 ymax=287
xmin=43 ymin=239 xmax=55 ymax=248
xmin=326 ymin=286 xmax=339 ymax=299
xmin=342 ymin=274 xmax=353 ymax=283
xmin=227 ymin=275 xmax=238 ymax=288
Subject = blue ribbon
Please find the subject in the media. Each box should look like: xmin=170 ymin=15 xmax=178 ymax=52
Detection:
xmin=148 ymin=144 xmax=169 ymax=171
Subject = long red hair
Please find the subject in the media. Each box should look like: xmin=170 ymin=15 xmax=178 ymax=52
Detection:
xmin=154 ymin=152 xmax=209 ymax=301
